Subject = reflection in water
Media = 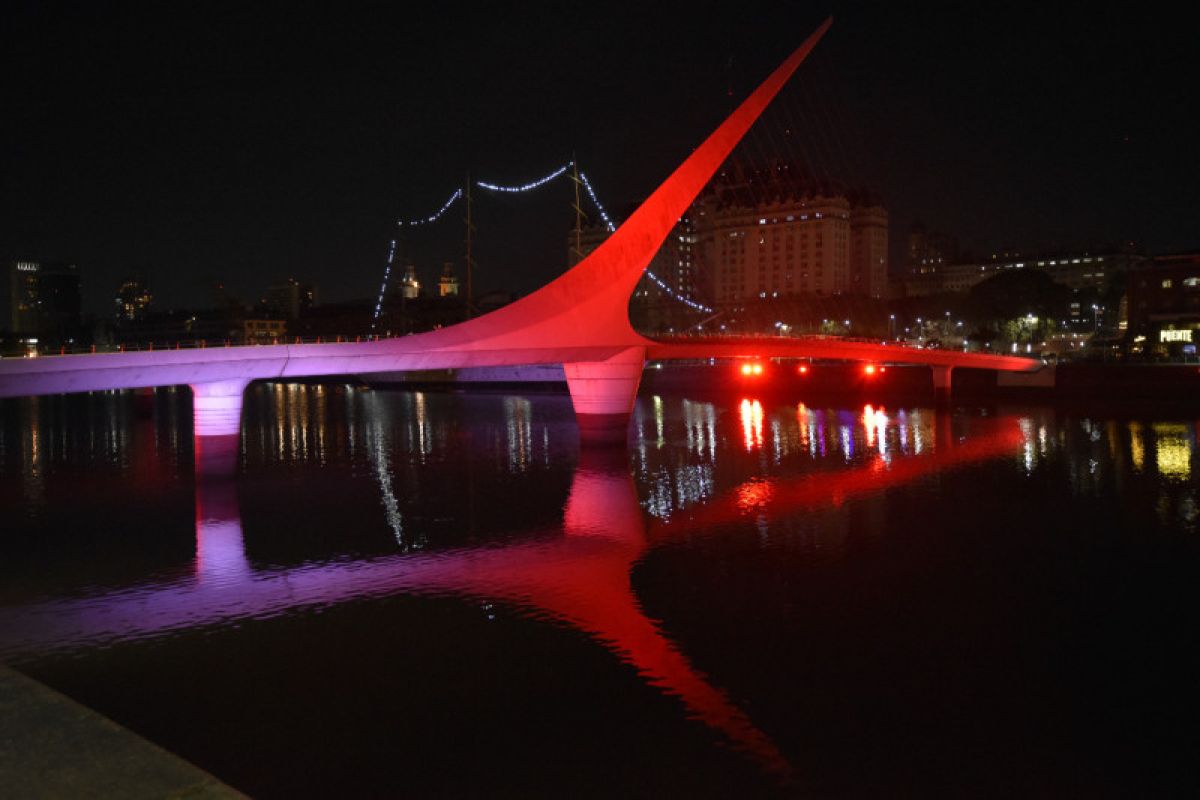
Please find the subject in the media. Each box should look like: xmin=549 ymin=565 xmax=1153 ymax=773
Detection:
xmin=23 ymin=399 xmax=44 ymax=507
xmin=740 ymin=398 xmax=764 ymax=452
xmin=0 ymin=448 xmax=789 ymax=778
xmin=664 ymin=418 xmax=1027 ymax=537
xmin=653 ymin=394 xmax=665 ymax=448
xmin=1129 ymin=422 xmax=1145 ymax=472
xmin=682 ymin=399 xmax=716 ymax=460
xmin=411 ymin=391 xmax=430 ymax=460
xmin=0 ymin=401 xmax=1041 ymax=785
xmin=504 ymin=396 xmax=533 ymax=472
xmin=9 ymin=386 xmax=1200 ymax=790
xmin=195 ymin=480 xmax=250 ymax=584
xmin=1155 ymin=423 xmax=1192 ymax=481
xmin=367 ymin=417 xmax=407 ymax=548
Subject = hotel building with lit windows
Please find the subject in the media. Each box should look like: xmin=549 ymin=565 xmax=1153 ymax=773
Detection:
xmin=568 ymin=162 xmax=890 ymax=315
xmin=693 ymin=164 xmax=888 ymax=303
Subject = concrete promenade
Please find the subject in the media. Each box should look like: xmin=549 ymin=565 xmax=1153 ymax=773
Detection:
xmin=0 ymin=666 xmax=242 ymax=798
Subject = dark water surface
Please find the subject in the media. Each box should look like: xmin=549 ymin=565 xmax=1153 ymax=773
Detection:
xmin=3 ymin=382 xmax=1200 ymax=797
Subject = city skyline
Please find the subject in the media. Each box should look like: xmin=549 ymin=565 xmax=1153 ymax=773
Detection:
xmin=3 ymin=2 xmax=1194 ymax=316
xmin=6 ymin=12 xmax=1200 ymax=794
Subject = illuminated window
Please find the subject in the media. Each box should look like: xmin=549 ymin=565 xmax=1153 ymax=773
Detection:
xmin=1162 ymin=279 xmax=1174 ymax=289
xmin=1185 ymin=277 xmax=1200 ymax=288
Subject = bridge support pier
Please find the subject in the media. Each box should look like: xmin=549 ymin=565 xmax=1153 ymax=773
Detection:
xmin=190 ymin=379 xmax=249 ymax=478
xmin=931 ymin=365 xmax=953 ymax=406
xmin=564 ymin=347 xmax=645 ymax=446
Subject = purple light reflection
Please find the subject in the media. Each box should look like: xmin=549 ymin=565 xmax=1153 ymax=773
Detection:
xmin=0 ymin=416 xmax=1028 ymax=784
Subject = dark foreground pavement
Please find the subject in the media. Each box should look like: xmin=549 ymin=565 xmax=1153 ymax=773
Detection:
xmin=0 ymin=666 xmax=243 ymax=798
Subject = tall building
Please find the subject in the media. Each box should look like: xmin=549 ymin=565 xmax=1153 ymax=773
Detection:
xmin=907 ymin=222 xmax=959 ymax=271
xmin=115 ymin=276 xmax=153 ymax=322
xmin=695 ymin=164 xmax=889 ymax=302
xmin=567 ymin=162 xmax=891 ymax=314
xmin=851 ymin=202 xmax=890 ymax=299
xmin=3 ymin=260 xmax=82 ymax=340
xmin=263 ymin=277 xmax=318 ymax=320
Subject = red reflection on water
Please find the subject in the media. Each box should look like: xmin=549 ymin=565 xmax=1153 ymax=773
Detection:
xmin=0 ymin=415 xmax=1028 ymax=787
xmin=737 ymin=479 xmax=774 ymax=512
xmin=863 ymin=404 xmax=888 ymax=450
xmin=658 ymin=418 xmax=1026 ymax=539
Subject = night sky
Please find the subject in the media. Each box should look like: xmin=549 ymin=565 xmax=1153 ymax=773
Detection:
xmin=3 ymin=1 xmax=1195 ymax=317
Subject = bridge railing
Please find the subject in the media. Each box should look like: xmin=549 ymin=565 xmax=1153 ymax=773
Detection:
xmin=4 ymin=334 xmax=406 ymax=359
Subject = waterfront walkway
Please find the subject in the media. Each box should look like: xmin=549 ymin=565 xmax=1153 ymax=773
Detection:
xmin=0 ymin=666 xmax=242 ymax=798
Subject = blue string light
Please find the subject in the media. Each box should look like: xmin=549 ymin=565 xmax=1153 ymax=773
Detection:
xmin=372 ymin=238 xmax=398 ymax=326
xmin=476 ymin=164 xmax=570 ymax=193
xmin=376 ymin=161 xmax=712 ymax=321
xmin=400 ymin=188 xmax=462 ymax=227
xmin=578 ymin=171 xmax=616 ymax=233
xmin=580 ymin=171 xmax=713 ymax=314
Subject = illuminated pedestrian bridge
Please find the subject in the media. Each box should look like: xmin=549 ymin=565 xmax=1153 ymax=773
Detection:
xmin=0 ymin=17 xmax=1036 ymax=466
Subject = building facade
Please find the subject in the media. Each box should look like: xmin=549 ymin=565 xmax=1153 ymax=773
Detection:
xmin=567 ymin=163 xmax=890 ymax=323
xmin=400 ymin=265 xmax=420 ymax=299
xmin=1125 ymin=253 xmax=1200 ymax=356
xmin=115 ymin=276 xmax=153 ymax=322
xmin=263 ymin=278 xmax=318 ymax=320
xmin=695 ymin=166 xmax=889 ymax=303
xmin=906 ymin=222 xmax=958 ymax=271
xmin=902 ymin=250 xmax=1143 ymax=298
xmin=3 ymin=260 xmax=82 ymax=342
xmin=438 ymin=262 xmax=460 ymax=297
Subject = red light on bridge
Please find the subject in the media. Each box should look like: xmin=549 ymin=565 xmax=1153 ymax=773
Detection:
xmin=798 ymin=365 xmax=808 ymax=375
xmin=864 ymin=364 xmax=876 ymax=375
xmin=739 ymin=362 xmax=764 ymax=377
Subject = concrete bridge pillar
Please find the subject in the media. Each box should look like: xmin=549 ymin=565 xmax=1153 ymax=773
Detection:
xmin=931 ymin=365 xmax=953 ymax=406
xmin=564 ymin=346 xmax=645 ymax=446
xmin=190 ymin=379 xmax=249 ymax=478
